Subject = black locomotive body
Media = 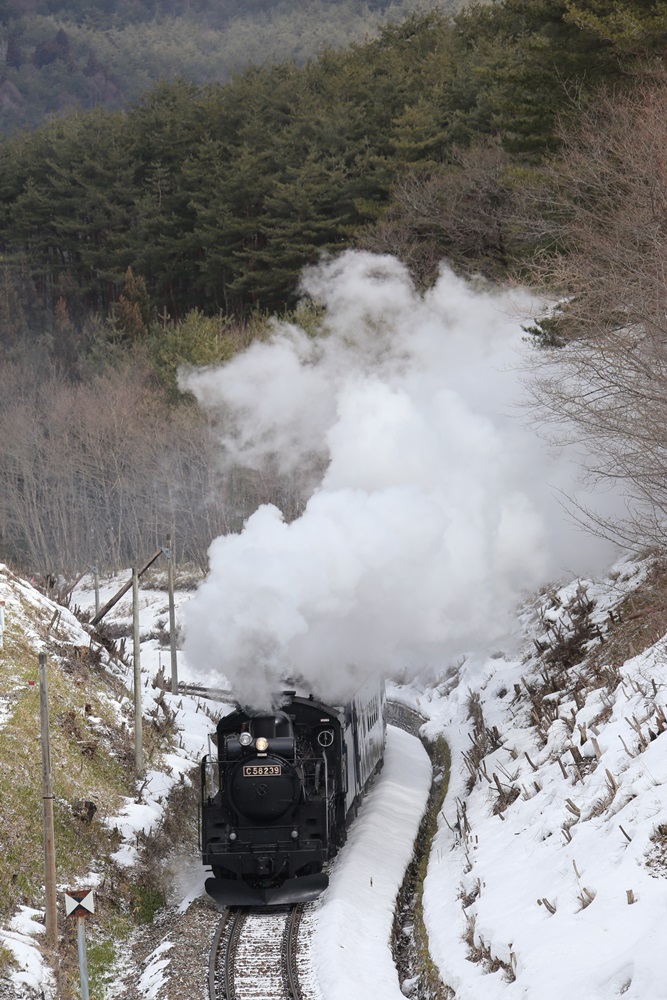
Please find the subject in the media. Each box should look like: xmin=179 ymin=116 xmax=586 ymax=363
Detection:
xmin=200 ymin=678 xmax=386 ymax=906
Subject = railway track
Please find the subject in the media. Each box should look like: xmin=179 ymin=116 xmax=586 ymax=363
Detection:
xmin=209 ymin=904 xmax=304 ymax=1000
xmin=386 ymin=699 xmax=428 ymax=737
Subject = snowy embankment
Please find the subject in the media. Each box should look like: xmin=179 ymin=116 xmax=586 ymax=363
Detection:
xmin=314 ymin=726 xmax=431 ymax=1000
xmin=396 ymin=557 xmax=667 ymax=1000
xmin=0 ymin=565 xmax=218 ymax=998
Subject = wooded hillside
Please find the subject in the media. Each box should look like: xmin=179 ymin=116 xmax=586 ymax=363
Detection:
xmin=3 ymin=2 xmax=663 ymax=333
xmin=2 ymin=0 xmax=667 ymax=577
xmin=0 ymin=0 xmax=447 ymax=133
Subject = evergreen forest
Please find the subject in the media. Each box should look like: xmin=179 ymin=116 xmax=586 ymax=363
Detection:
xmin=2 ymin=0 xmax=667 ymax=579
xmin=0 ymin=0 xmax=447 ymax=133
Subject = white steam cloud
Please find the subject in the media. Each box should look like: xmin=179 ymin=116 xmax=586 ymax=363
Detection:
xmin=180 ymin=251 xmax=615 ymax=706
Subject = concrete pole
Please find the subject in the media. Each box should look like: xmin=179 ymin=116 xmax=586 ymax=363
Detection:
xmin=39 ymin=652 xmax=58 ymax=948
xmin=166 ymin=534 xmax=178 ymax=695
xmin=132 ymin=569 xmax=144 ymax=776
xmin=76 ymin=916 xmax=90 ymax=1000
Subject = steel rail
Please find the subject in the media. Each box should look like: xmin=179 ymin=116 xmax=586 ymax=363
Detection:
xmin=283 ymin=904 xmax=304 ymax=1000
xmin=208 ymin=907 xmax=246 ymax=1000
xmin=222 ymin=908 xmax=246 ymax=1000
xmin=208 ymin=909 xmax=230 ymax=1000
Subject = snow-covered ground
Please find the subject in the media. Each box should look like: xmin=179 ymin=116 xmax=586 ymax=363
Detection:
xmin=5 ymin=555 xmax=667 ymax=999
xmin=403 ymin=557 xmax=667 ymax=1000
xmin=0 ymin=907 xmax=55 ymax=998
xmin=314 ymin=725 xmax=431 ymax=1000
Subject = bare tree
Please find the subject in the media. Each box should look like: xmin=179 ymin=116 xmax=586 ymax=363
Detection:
xmin=0 ymin=358 xmax=229 ymax=575
xmin=359 ymin=139 xmax=538 ymax=286
xmin=0 ymin=352 xmax=310 ymax=578
xmin=524 ymin=74 xmax=667 ymax=549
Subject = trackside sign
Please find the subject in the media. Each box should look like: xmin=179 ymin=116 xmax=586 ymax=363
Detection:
xmin=64 ymin=889 xmax=95 ymax=918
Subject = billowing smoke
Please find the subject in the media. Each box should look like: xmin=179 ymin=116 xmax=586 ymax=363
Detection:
xmin=180 ymin=251 xmax=615 ymax=706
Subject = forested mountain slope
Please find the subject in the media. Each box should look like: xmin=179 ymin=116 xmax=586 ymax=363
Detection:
xmin=3 ymin=0 xmax=667 ymax=576
xmin=1 ymin=1 xmax=665 ymax=337
xmin=0 ymin=0 xmax=448 ymax=133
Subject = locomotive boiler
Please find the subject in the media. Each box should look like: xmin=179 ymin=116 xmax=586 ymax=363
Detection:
xmin=200 ymin=678 xmax=386 ymax=906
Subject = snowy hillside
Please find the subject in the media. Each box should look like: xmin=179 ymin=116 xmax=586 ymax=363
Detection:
xmin=395 ymin=555 xmax=667 ymax=999
xmin=0 ymin=564 xmax=220 ymax=998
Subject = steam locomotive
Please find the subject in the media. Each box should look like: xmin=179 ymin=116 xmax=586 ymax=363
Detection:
xmin=200 ymin=678 xmax=386 ymax=906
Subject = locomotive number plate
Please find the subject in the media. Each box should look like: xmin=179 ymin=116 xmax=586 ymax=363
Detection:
xmin=242 ymin=764 xmax=282 ymax=777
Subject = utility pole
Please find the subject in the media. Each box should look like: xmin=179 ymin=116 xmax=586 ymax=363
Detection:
xmin=165 ymin=534 xmax=178 ymax=695
xmin=39 ymin=652 xmax=58 ymax=948
xmin=132 ymin=569 xmax=144 ymax=776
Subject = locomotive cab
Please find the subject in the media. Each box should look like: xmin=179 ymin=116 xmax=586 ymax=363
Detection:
xmin=223 ymin=710 xmax=296 ymax=762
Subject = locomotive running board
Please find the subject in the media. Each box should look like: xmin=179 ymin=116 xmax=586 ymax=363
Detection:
xmin=205 ymin=873 xmax=329 ymax=908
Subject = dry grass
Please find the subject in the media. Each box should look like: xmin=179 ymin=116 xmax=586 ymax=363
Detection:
xmin=464 ymin=914 xmax=516 ymax=982
xmin=589 ymin=560 xmax=667 ymax=675
xmin=0 ymin=623 xmax=127 ymax=913
xmin=576 ymin=886 xmax=597 ymax=911
xmin=586 ymin=786 xmax=616 ymax=819
xmin=646 ymin=824 xmax=667 ymax=878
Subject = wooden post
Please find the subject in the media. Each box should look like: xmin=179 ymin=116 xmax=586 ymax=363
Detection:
xmin=92 ymin=565 xmax=99 ymax=618
xmin=90 ymin=548 xmax=162 ymax=626
xmin=166 ymin=534 xmax=178 ymax=695
xmin=132 ymin=569 xmax=144 ymax=776
xmin=39 ymin=652 xmax=58 ymax=948
xmin=60 ymin=568 xmax=88 ymax=603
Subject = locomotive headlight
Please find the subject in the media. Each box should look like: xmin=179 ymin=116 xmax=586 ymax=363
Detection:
xmin=239 ymin=732 xmax=253 ymax=747
xmin=255 ymin=737 xmax=269 ymax=752
xmin=291 ymin=829 xmax=299 ymax=839
xmin=229 ymin=830 xmax=237 ymax=841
